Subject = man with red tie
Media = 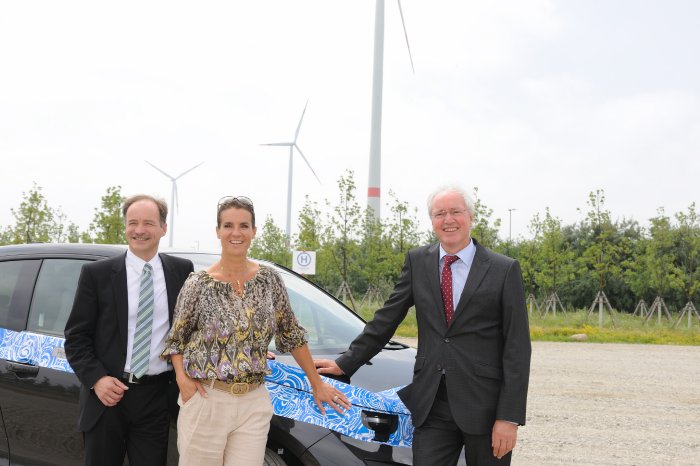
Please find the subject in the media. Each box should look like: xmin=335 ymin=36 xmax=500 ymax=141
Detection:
xmin=315 ymin=185 xmax=531 ymax=465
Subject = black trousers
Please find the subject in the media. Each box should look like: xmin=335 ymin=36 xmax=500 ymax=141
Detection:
xmin=83 ymin=379 xmax=170 ymax=466
xmin=412 ymin=381 xmax=512 ymax=466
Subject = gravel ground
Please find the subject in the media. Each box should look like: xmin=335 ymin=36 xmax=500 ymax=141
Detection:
xmin=393 ymin=339 xmax=700 ymax=465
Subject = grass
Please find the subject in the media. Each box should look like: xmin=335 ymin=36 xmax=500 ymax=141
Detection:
xmin=355 ymin=305 xmax=418 ymax=337
xmin=349 ymin=304 xmax=700 ymax=346
xmin=529 ymin=309 xmax=700 ymax=345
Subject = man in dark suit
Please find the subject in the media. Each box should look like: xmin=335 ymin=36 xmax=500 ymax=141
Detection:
xmin=315 ymin=186 xmax=531 ymax=465
xmin=65 ymin=194 xmax=193 ymax=466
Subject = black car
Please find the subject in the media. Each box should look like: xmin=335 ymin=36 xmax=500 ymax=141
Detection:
xmin=0 ymin=243 xmax=417 ymax=466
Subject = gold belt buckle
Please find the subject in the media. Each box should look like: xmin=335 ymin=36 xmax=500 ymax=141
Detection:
xmin=229 ymin=382 xmax=249 ymax=395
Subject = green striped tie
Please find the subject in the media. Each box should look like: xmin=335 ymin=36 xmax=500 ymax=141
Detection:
xmin=131 ymin=263 xmax=154 ymax=378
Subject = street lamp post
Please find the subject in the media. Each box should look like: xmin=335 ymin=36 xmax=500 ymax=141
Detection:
xmin=508 ymin=208 xmax=517 ymax=242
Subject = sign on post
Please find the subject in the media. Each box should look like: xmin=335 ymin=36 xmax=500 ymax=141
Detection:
xmin=292 ymin=251 xmax=316 ymax=275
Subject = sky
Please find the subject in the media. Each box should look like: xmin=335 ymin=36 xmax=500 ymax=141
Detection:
xmin=1 ymin=1 xmax=698 ymax=252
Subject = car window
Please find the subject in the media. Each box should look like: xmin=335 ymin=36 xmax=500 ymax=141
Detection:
xmin=167 ymin=252 xmax=218 ymax=272
xmin=0 ymin=261 xmax=24 ymax=328
xmin=0 ymin=260 xmax=41 ymax=331
xmin=27 ymin=259 xmax=88 ymax=336
xmin=271 ymin=269 xmax=366 ymax=354
xmin=168 ymin=252 xmax=367 ymax=353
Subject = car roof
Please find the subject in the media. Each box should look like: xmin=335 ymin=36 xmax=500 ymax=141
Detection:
xmin=0 ymin=243 xmax=252 ymax=265
xmin=0 ymin=243 xmax=127 ymax=259
xmin=0 ymin=243 xmax=295 ymax=287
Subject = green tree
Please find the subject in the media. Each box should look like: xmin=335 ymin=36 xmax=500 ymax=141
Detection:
xmin=578 ymin=190 xmax=623 ymax=292
xmin=322 ymin=170 xmax=363 ymax=292
xmin=513 ymin=235 xmax=539 ymax=296
xmin=82 ymin=186 xmax=126 ymax=244
xmin=355 ymin=211 xmax=391 ymax=295
xmin=624 ymin=229 xmax=655 ymax=308
xmin=0 ymin=227 xmax=12 ymax=245
xmin=422 ymin=228 xmax=438 ymax=245
xmin=644 ymin=209 xmax=683 ymax=299
xmin=294 ymin=196 xmax=323 ymax=251
xmin=294 ymin=196 xmax=338 ymax=286
xmin=529 ymin=208 xmax=576 ymax=295
xmin=249 ymin=216 xmax=291 ymax=267
xmin=375 ymin=191 xmax=424 ymax=288
xmin=470 ymin=187 xmax=501 ymax=249
xmin=8 ymin=183 xmax=56 ymax=243
xmin=53 ymin=208 xmax=81 ymax=243
xmin=672 ymin=203 xmax=700 ymax=303
xmin=608 ymin=218 xmax=642 ymax=311
xmin=385 ymin=191 xmax=422 ymax=254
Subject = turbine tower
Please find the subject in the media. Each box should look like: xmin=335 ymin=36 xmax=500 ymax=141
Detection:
xmin=145 ymin=161 xmax=203 ymax=248
xmin=367 ymin=0 xmax=414 ymax=220
xmin=262 ymin=101 xmax=321 ymax=240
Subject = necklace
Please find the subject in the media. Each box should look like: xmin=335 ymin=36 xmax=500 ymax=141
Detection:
xmin=219 ymin=263 xmax=246 ymax=297
xmin=233 ymin=279 xmax=244 ymax=297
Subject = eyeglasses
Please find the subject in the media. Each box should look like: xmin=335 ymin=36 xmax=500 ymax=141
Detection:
xmin=431 ymin=208 xmax=466 ymax=220
xmin=217 ymin=196 xmax=254 ymax=209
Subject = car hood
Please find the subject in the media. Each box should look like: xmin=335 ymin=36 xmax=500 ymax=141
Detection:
xmin=275 ymin=342 xmax=417 ymax=392
xmin=266 ymin=344 xmax=416 ymax=447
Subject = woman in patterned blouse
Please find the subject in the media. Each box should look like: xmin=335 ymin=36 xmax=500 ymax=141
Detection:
xmin=162 ymin=196 xmax=350 ymax=465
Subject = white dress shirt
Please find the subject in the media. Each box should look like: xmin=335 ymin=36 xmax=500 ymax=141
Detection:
xmin=124 ymin=250 xmax=170 ymax=375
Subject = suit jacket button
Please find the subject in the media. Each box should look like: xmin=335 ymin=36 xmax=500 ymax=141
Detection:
xmin=444 ymin=338 xmax=450 ymax=343
xmin=436 ymin=364 xmax=442 ymax=371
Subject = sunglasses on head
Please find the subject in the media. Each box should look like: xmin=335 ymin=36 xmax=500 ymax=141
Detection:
xmin=217 ymin=196 xmax=254 ymax=209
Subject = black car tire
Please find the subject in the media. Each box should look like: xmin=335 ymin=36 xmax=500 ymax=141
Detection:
xmin=263 ymin=447 xmax=287 ymax=466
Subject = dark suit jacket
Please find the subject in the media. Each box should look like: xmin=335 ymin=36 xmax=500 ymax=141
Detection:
xmin=64 ymin=252 xmax=194 ymax=432
xmin=336 ymin=240 xmax=531 ymax=435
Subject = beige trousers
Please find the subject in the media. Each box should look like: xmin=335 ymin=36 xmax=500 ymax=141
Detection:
xmin=176 ymin=384 xmax=273 ymax=466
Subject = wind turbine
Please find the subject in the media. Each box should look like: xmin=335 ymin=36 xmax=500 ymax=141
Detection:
xmin=262 ymin=101 xmax=321 ymax=241
xmin=145 ymin=160 xmax=203 ymax=247
xmin=367 ymin=0 xmax=414 ymax=220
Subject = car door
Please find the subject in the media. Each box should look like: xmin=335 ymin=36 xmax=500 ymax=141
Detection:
xmin=0 ymin=258 xmax=41 ymax=465
xmin=0 ymin=257 xmax=86 ymax=466
xmin=0 ymin=405 xmax=9 ymax=466
xmin=0 ymin=261 xmax=13 ymax=465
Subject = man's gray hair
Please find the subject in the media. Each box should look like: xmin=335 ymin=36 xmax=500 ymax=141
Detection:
xmin=426 ymin=185 xmax=475 ymax=217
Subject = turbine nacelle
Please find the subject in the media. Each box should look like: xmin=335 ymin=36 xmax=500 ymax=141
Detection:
xmin=145 ymin=160 xmax=203 ymax=247
xmin=261 ymin=101 xmax=321 ymax=240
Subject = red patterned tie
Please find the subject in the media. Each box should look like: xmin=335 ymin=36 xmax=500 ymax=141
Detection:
xmin=441 ymin=255 xmax=459 ymax=325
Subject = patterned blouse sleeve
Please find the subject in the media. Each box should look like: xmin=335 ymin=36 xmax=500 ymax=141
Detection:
xmin=271 ymin=270 xmax=308 ymax=353
xmin=161 ymin=272 xmax=201 ymax=360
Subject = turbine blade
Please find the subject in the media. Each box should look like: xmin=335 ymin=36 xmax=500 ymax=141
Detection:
xmin=261 ymin=142 xmax=294 ymax=147
xmin=294 ymin=145 xmax=321 ymax=184
xmin=175 ymin=161 xmax=203 ymax=180
xmin=397 ymin=0 xmax=415 ymax=74
xmin=293 ymin=100 xmax=309 ymax=143
xmin=145 ymin=160 xmax=175 ymax=180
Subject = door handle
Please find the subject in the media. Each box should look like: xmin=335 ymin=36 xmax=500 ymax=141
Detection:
xmin=7 ymin=362 xmax=39 ymax=378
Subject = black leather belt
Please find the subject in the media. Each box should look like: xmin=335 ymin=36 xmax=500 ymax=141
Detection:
xmin=121 ymin=371 xmax=169 ymax=385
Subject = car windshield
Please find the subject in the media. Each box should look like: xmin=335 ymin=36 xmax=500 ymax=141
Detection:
xmin=167 ymin=252 xmax=367 ymax=354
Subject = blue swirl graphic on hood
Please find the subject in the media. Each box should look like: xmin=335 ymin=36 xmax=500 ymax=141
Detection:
xmin=265 ymin=359 xmax=413 ymax=446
